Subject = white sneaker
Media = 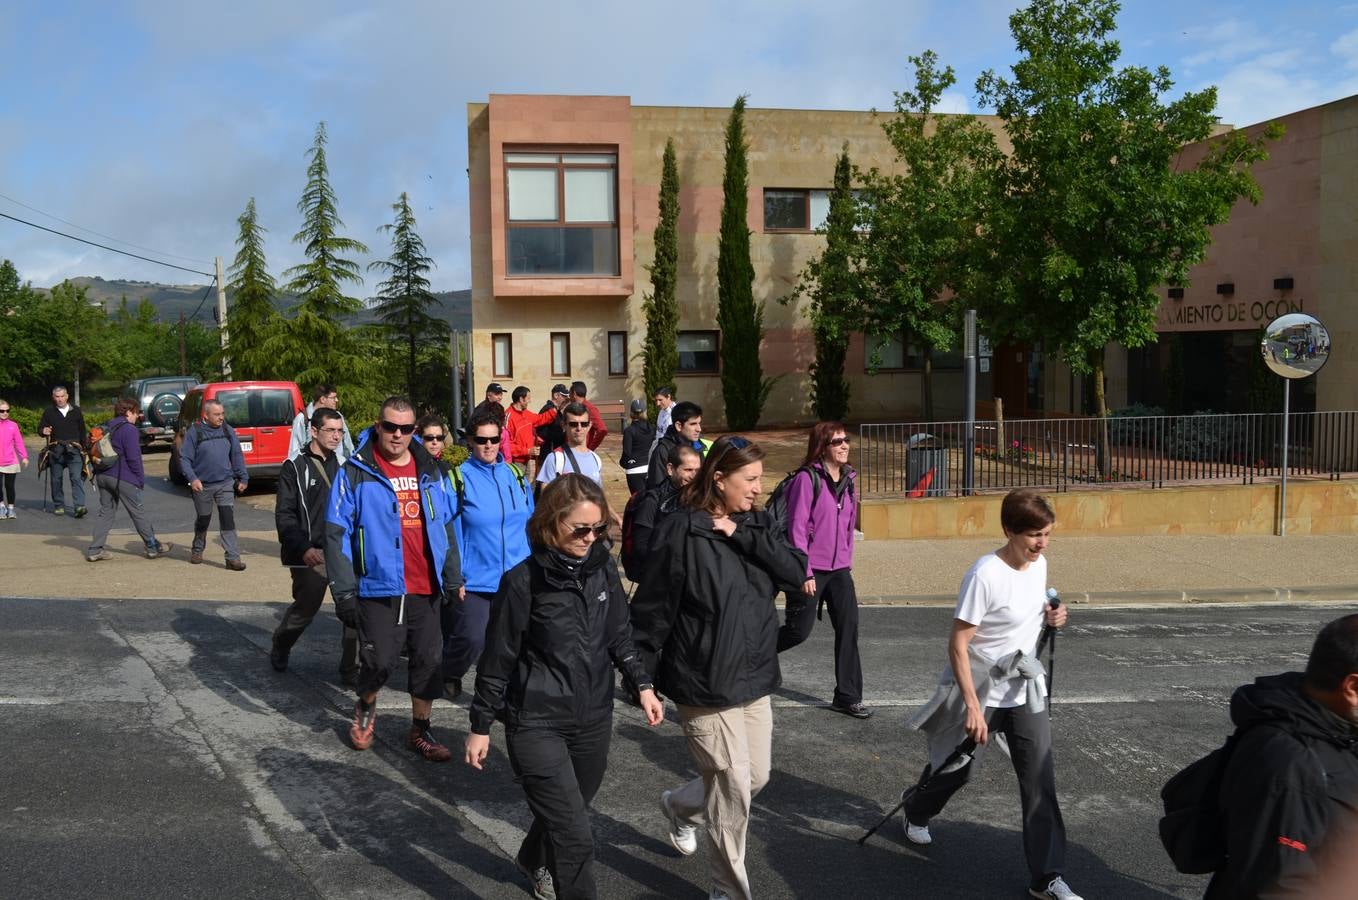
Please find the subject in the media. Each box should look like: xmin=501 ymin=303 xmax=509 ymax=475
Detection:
xmin=0 ymin=504 xmax=9 ymax=519
xmin=660 ymin=789 xmax=697 ymax=856
xmin=709 ymin=890 xmax=732 ymax=900
xmin=1030 ymin=876 xmax=1084 ymax=900
xmin=905 ymin=822 xmax=932 ymax=845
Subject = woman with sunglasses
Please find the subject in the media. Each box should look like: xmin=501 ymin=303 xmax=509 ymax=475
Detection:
xmin=0 ymin=400 xmax=30 ymax=519
xmin=630 ymin=436 xmax=807 ymax=900
xmin=466 ymin=474 xmax=663 ymax=900
xmin=775 ymin=422 xmax=870 ymax=718
xmin=416 ymin=415 xmax=451 ymax=473
xmin=442 ymin=410 xmax=534 ymax=699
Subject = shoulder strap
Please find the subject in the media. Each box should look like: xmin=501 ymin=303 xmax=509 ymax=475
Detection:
xmin=561 ymin=445 xmax=584 ymax=475
xmin=506 ymin=462 xmax=528 ymax=494
xmin=307 ymin=455 xmax=332 ymax=490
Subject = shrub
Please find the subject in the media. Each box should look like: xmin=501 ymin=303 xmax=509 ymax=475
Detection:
xmin=1108 ymin=403 xmax=1165 ymax=446
xmin=7 ymin=406 xmax=41 ymax=434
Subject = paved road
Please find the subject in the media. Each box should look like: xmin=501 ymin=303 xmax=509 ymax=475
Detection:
xmin=4 ymin=598 xmax=1353 ymax=899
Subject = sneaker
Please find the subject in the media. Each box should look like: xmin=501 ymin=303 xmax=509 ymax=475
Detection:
xmin=905 ymin=822 xmax=933 ymax=845
xmin=1030 ymin=876 xmax=1084 ymax=900
xmin=189 ymin=551 xmax=204 ymax=564
xmin=660 ymin=789 xmax=698 ymax=855
xmin=709 ymin=890 xmax=733 ymax=900
xmin=145 ymin=542 xmax=173 ymax=559
xmin=74 ymin=506 xmax=87 ymax=518
xmin=444 ymin=677 xmax=462 ymax=700
xmin=0 ymin=504 xmax=10 ymax=519
xmin=349 ymin=700 xmax=376 ymax=751
xmin=52 ymin=505 xmax=65 ymax=516
xmin=516 ymin=858 xmax=556 ymax=900
xmin=85 ymin=550 xmax=112 ymax=562
xmin=407 ymin=725 xmax=453 ymax=762
xmin=225 ymin=558 xmax=247 ymax=571
xmin=269 ymin=640 xmax=289 ymax=673
xmin=831 ymin=700 xmax=874 ymax=719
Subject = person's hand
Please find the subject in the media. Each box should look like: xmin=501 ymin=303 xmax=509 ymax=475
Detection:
xmin=20 ymin=458 xmax=28 ymax=469
xmin=801 ymin=578 xmax=817 ymax=597
xmin=964 ymin=704 xmax=989 ymax=745
xmin=1045 ymin=604 xmax=1068 ymax=629
xmin=465 ymin=733 xmax=490 ymax=770
xmin=333 ymin=595 xmax=359 ymax=629
xmin=639 ymin=689 xmax=665 ymax=726
xmin=236 ymin=480 xmax=248 ymax=494
xmin=40 ymin=425 xmax=50 ymax=436
xmin=710 ymin=515 xmax=735 ymax=537
xmin=459 ymin=585 xmax=466 ymax=602
xmin=529 ymin=447 xmax=539 ymax=458
xmin=190 ymin=479 xmax=203 ymax=493
xmin=302 ymin=548 xmax=324 ymax=567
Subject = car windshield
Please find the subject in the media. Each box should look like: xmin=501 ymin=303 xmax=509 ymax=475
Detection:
xmin=215 ymin=389 xmax=294 ymax=428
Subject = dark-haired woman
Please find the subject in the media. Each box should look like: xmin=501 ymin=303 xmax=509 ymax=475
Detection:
xmin=465 ymin=474 xmax=663 ymax=900
xmin=630 ymin=436 xmax=807 ymax=900
xmin=776 ymin=421 xmax=870 ymax=718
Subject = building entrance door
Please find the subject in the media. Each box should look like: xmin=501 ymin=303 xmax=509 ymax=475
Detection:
xmin=993 ymin=342 xmax=1044 ymax=417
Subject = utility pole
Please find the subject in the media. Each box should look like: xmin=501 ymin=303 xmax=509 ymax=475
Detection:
xmin=215 ymin=256 xmax=231 ymax=378
xmin=178 ymin=311 xmax=188 ymax=375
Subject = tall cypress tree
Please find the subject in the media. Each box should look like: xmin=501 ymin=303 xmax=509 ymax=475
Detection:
xmin=223 ymin=198 xmax=281 ymax=380
xmin=642 ymin=138 xmax=680 ymax=421
xmin=369 ymin=192 xmax=446 ymax=404
xmin=717 ymin=96 xmax=768 ymax=430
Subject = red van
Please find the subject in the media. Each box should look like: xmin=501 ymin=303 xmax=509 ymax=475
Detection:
xmin=170 ymin=381 xmax=304 ymax=485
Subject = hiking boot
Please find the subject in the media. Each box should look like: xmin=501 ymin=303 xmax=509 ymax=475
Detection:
xmin=145 ymin=542 xmax=173 ymax=559
xmin=74 ymin=506 xmax=87 ymax=518
xmin=269 ymin=639 xmax=289 ymax=673
xmin=516 ymin=858 xmax=556 ymax=900
xmin=349 ymin=700 xmax=376 ymax=750
xmin=407 ymin=725 xmax=453 ymax=762
xmin=189 ymin=551 xmax=204 ymax=564
xmin=52 ymin=505 xmax=65 ymax=516
xmin=661 ymin=789 xmax=697 ymax=855
xmin=831 ymin=700 xmax=873 ymax=719
xmin=1030 ymin=877 xmax=1084 ymax=900
xmin=225 ymin=558 xmax=247 ymax=571
xmin=85 ymin=550 xmax=112 ymax=562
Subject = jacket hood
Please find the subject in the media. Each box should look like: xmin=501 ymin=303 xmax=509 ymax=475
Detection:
xmin=530 ymin=539 xmax=611 ymax=586
xmin=1231 ymin=671 xmax=1358 ymax=746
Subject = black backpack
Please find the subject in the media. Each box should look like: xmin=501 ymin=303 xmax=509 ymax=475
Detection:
xmin=1158 ymin=726 xmax=1256 ymax=874
xmin=620 ymin=486 xmax=680 ymax=581
xmin=764 ymin=466 xmax=826 ymax=536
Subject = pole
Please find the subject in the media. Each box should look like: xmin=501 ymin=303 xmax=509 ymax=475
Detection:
xmin=450 ymin=329 xmax=463 ymax=435
xmin=178 ymin=311 xmax=187 ymax=375
xmin=963 ymin=309 xmax=977 ymax=495
xmin=1279 ymin=379 xmax=1290 ymax=536
xmin=215 ymin=256 xmax=231 ymax=378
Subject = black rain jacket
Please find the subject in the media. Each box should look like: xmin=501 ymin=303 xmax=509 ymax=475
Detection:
xmin=468 ymin=541 xmax=651 ymax=735
xmin=275 ymin=446 xmax=339 ymax=566
xmin=1206 ymin=671 xmax=1358 ymax=899
xmin=629 ymin=507 xmax=807 ymax=708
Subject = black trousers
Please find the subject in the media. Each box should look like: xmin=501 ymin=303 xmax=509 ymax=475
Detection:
xmin=506 ymin=716 xmax=612 ymax=900
xmin=775 ymin=567 xmax=863 ymax=706
xmin=904 ymin=703 xmax=1067 ymax=887
xmin=355 ymin=594 xmax=443 ymax=700
xmin=625 ymin=472 xmax=647 ymax=496
xmin=272 ymin=567 xmax=358 ymax=679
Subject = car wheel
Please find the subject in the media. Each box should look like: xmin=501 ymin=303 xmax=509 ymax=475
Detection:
xmin=147 ymin=392 xmax=182 ymax=429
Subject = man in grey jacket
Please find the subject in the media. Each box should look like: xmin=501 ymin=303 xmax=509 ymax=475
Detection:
xmin=179 ymin=399 xmax=249 ymax=570
xmin=288 ymin=383 xmax=354 ymax=464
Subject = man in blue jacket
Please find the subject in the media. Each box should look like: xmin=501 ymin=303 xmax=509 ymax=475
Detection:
xmin=325 ymin=396 xmax=462 ymax=762
xmin=179 ymin=398 xmax=248 ymax=570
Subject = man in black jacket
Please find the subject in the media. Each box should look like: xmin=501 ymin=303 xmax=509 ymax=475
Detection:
xmin=38 ymin=385 xmax=88 ymax=517
xmin=644 ymin=401 xmax=705 ymax=489
xmin=1207 ymin=613 xmax=1358 ymax=899
xmin=269 ymin=408 xmax=357 ymax=683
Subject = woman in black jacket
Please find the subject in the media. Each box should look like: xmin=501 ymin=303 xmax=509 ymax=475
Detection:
xmin=464 ymin=474 xmax=663 ymax=900
xmin=630 ymin=436 xmax=807 ymax=900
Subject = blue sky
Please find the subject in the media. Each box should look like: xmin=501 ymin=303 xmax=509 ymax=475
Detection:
xmin=2 ymin=0 xmax=1355 ymax=292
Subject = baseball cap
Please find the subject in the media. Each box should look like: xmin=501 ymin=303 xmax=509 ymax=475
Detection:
xmin=486 ymin=382 xmax=505 ymax=395
xmin=629 ymin=399 xmax=646 ymax=414
xmin=551 ymin=383 xmax=569 ymax=396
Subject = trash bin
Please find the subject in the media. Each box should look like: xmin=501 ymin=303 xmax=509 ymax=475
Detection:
xmin=906 ymin=437 xmax=949 ymax=498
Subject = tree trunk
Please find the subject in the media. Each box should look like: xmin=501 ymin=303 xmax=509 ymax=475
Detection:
xmin=922 ymin=353 xmax=935 ymax=422
xmin=1093 ymin=351 xmax=1111 ymax=478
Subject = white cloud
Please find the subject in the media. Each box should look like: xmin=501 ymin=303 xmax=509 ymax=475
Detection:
xmin=1331 ymin=27 xmax=1358 ymax=66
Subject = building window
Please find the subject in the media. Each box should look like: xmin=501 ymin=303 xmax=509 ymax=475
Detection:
xmin=491 ymin=333 xmax=513 ymax=378
xmin=677 ymin=331 xmax=720 ymax=374
xmin=505 ymin=150 xmax=619 ymax=276
xmin=608 ymin=331 xmax=628 ymax=376
xmin=550 ymin=332 xmax=571 ymax=377
xmin=763 ymin=188 xmax=831 ymax=232
xmin=866 ymin=333 xmax=964 ymax=372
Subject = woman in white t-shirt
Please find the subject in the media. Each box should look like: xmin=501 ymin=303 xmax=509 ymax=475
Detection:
xmin=902 ymin=489 xmax=1083 ymax=900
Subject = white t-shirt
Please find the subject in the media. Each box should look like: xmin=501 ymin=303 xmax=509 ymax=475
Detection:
xmin=536 ymin=446 xmax=603 ymax=487
xmin=954 ymin=551 xmax=1048 ymax=708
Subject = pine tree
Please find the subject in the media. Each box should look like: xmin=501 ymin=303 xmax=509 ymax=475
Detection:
xmin=368 ymin=192 xmax=446 ymax=404
xmin=223 ymin=198 xmax=281 ymax=380
xmin=717 ymin=96 xmax=769 ymax=430
xmin=641 ymin=138 xmax=680 ymax=421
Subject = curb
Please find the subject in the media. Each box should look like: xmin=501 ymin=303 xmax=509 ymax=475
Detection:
xmin=856 ymin=584 xmax=1358 ymax=608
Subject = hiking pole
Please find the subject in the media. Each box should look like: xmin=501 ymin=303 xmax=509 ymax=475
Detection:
xmin=1038 ymin=587 xmax=1061 ymax=710
xmin=857 ymin=736 xmax=979 ymax=846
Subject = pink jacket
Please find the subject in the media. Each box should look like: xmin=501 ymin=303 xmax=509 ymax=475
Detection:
xmin=0 ymin=418 xmax=28 ymax=467
xmin=784 ymin=462 xmax=857 ymax=577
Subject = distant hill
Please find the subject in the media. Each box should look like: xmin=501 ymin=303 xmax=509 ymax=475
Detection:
xmin=51 ymin=277 xmax=471 ymax=329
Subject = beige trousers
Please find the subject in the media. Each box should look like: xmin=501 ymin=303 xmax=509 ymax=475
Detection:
xmin=668 ymin=695 xmax=773 ymax=900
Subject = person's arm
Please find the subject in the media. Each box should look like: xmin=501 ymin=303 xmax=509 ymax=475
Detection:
xmin=437 ymin=474 xmax=463 ymax=594
xmin=76 ymin=410 xmax=89 ymax=449
xmin=645 ymin=443 xmax=669 ymax=489
xmin=340 ymin=416 xmax=354 ymax=459
xmin=117 ymin=423 xmax=144 ymax=484
xmin=605 ymin=560 xmax=664 ymax=724
xmin=323 ymin=468 xmax=359 ymax=623
xmin=629 ymin=492 xmax=660 ymax=569
xmin=783 ymin=469 xmax=816 ymax=583
xmin=287 ymin=413 xmax=306 ymax=459
xmin=948 ymin=619 xmax=988 ymax=744
xmin=468 ymin=568 xmax=532 ymax=737
xmin=534 ymin=451 xmax=556 ymax=484
xmin=274 ymin=459 xmax=311 ymax=562
xmin=228 ymin=429 xmax=248 ymax=486
xmin=725 ymin=512 xmax=809 ymax=593
xmin=629 ymin=513 xmax=688 ymax=677
xmin=179 ymin=425 xmax=201 ymax=483
xmin=586 ymin=403 xmax=607 ymax=451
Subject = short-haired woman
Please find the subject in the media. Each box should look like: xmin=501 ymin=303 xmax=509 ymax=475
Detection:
xmin=85 ymin=397 xmax=173 ymax=561
xmin=415 ymin=414 xmax=450 ymax=474
xmin=465 ymin=474 xmax=663 ymax=900
xmin=902 ymin=488 xmax=1081 ymax=900
xmin=630 ymin=436 xmax=807 ymax=900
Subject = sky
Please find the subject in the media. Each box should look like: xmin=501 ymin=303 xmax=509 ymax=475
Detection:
xmin=2 ymin=0 xmax=1356 ymax=293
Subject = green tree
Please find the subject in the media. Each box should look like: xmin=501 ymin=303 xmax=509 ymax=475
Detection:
xmin=641 ymin=138 xmax=680 ymax=421
xmin=0 ymin=260 xmax=44 ymax=390
xmin=276 ymin=121 xmax=370 ymax=388
xmin=716 ymin=96 xmax=771 ymax=429
xmin=224 ymin=198 xmax=282 ymax=380
xmin=974 ymin=0 xmax=1279 ymax=429
xmin=368 ymin=192 xmax=446 ymax=405
xmin=856 ymin=52 xmax=1001 ymax=420
xmin=35 ymin=281 xmax=111 ymax=402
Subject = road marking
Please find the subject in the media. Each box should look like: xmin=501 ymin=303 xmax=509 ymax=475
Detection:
xmin=0 ymin=697 xmax=60 ymax=705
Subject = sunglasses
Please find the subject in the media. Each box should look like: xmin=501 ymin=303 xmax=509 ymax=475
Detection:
xmin=829 ymin=436 xmax=851 ymax=447
xmin=379 ymin=420 xmax=416 ymax=435
xmin=566 ymin=522 xmax=609 ymax=539
xmin=0 ymin=408 xmax=9 ymax=414
xmin=472 ymin=435 xmax=501 ymax=445
xmin=421 ymin=433 xmax=446 ymax=442
xmin=567 ymin=421 xmax=591 ymax=429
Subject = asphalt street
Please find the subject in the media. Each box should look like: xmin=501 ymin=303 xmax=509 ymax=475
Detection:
xmin=3 ymin=598 xmax=1353 ymax=899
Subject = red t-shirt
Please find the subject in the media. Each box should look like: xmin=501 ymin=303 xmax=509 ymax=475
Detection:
xmin=374 ymin=451 xmax=435 ymax=596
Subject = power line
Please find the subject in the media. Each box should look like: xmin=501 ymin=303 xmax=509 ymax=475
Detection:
xmin=186 ymin=277 xmax=219 ymax=322
xmin=0 ymin=211 xmax=215 ymax=278
xmin=0 ymin=191 xmax=215 ymax=266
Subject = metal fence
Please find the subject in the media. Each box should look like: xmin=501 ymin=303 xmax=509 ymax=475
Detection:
xmin=856 ymin=411 xmax=1358 ymax=497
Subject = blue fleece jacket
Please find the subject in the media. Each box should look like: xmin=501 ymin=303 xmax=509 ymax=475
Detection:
xmin=179 ymin=420 xmax=247 ymax=485
xmin=452 ymin=455 xmax=534 ymax=594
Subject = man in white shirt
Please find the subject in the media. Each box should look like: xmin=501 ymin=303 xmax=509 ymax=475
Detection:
xmin=288 ymin=384 xmax=354 ymax=464
xmin=535 ymin=402 xmax=603 ymax=487
xmin=648 ymin=386 xmax=674 ymax=459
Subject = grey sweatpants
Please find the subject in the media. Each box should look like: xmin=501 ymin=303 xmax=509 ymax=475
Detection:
xmin=191 ymin=480 xmax=240 ymax=560
xmin=87 ymin=474 xmax=159 ymax=554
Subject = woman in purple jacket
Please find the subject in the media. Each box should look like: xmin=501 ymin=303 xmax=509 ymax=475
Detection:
xmin=776 ymin=421 xmax=870 ymax=718
xmin=85 ymin=397 xmax=172 ymax=562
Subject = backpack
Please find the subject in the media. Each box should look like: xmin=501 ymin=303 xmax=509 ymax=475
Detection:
xmin=620 ymin=486 xmax=681 ymax=581
xmin=88 ymin=421 xmax=124 ymax=472
xmin=449 ymin=461 xmax=528 ymax=516
xmin=763 ymin=466 xmax=823 ymax=537
xmin=1158 ymin=727 xmax=1251 ymax=874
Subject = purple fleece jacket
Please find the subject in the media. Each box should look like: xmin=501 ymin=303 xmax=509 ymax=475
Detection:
xmin=783 ymin=462 xmax=856 ymax=577
xmin=101 ymin=417 xmax=145 ymax=488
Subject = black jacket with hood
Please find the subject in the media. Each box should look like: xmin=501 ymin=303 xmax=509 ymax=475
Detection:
xmin=275 ymin=445 xmax=339 ymax=567
xmin=629 ymin=507 xmax=807 ymax=708
xmin=468 ymin=541 xmax=652 ymax=735
xmin=1206 ymin=671 xmax=1358 ymax=899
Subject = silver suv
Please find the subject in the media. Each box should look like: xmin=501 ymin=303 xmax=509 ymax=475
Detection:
xmin=119 ymin=376 xmax=198 ymax=447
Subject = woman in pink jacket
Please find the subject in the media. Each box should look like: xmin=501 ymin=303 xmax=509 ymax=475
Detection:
xmin=0 ymin=399 xmax=30 ymax=519
xmin=775 ymin=421 xmax=870 ymax=718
